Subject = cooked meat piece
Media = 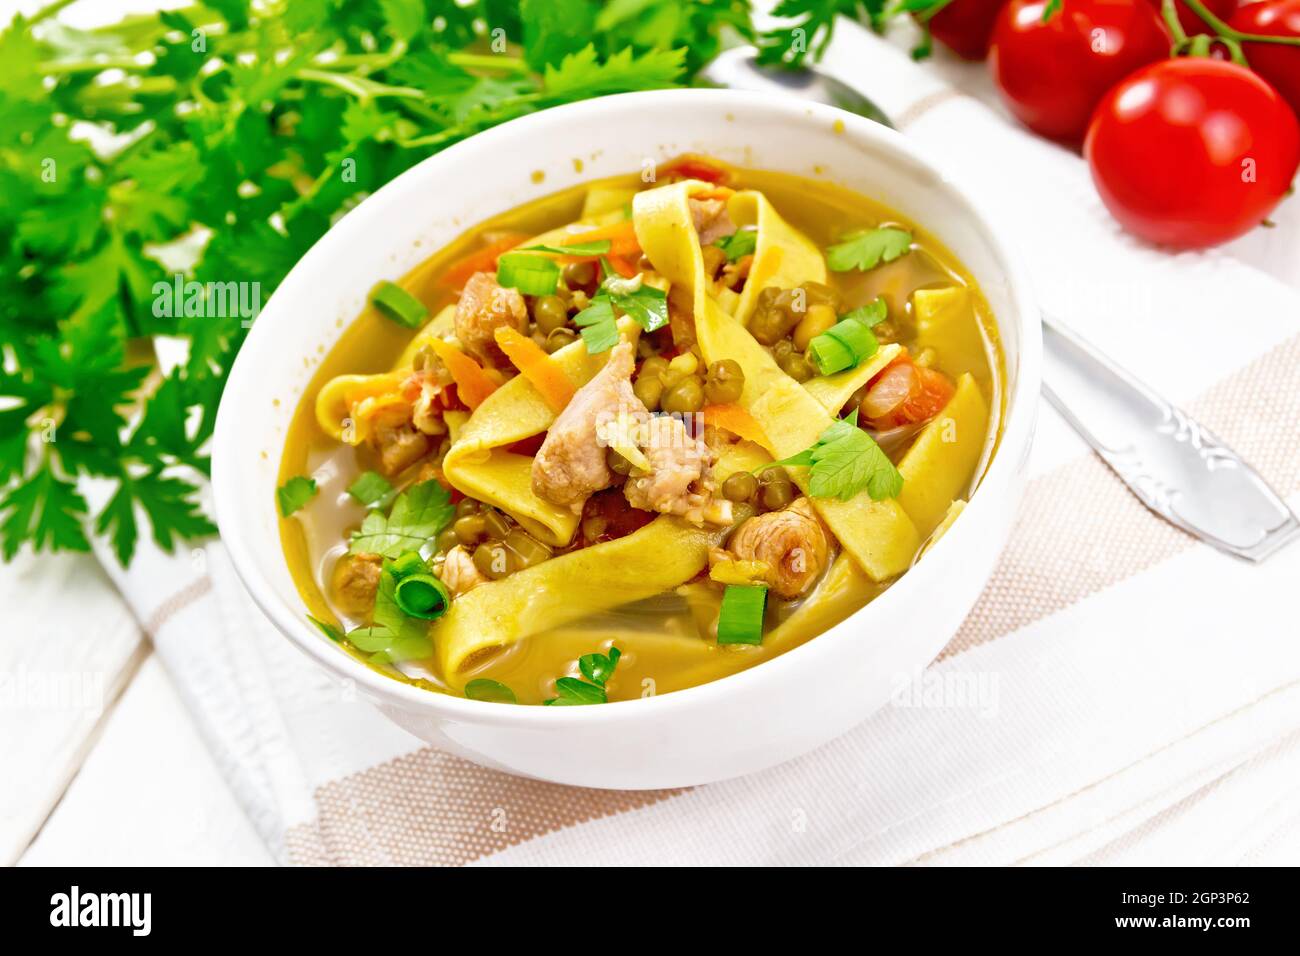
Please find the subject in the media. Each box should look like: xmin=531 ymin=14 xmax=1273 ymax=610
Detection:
xmin=726 ymin=497 xmax=829 ymax=599
xmin=374 ymin=421 xmax=431 ymax=475
xmin=624 ymin=414 xmax=730 ymax=526
xmin=439 ymin=545 xmax=489 ymax=597
xmin=411 ymin=379 xmax=450 ymax=436
xmin=454 ymin=271 xmax=527 ymax=365
xmin=331 ymin=552 xmax=383 ymax=618
xmin=689 ymin=197 xmax=736 ymax=246
xmin=532 ymin=341 xmax=645 ymax=512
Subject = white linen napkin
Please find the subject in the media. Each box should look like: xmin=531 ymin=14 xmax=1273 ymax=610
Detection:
xmin=93 ymin=21 xmax=1300 ymax=866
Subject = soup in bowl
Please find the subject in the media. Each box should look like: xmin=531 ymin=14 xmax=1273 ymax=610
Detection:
xmin=213 ymin=90 xmax=1038 ymax=788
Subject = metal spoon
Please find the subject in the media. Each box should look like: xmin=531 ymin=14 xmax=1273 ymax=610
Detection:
xmin=699 ymin=48 xmax=1300 ymax=562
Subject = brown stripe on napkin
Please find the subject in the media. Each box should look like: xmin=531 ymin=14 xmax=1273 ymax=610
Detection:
xmin=282 ymin=332 xmax=1300 ymax=867
xmin=283 ymin=748 xmax=681 ymax=866
xmin=942 ymin=331 xmax=1300 ymax=659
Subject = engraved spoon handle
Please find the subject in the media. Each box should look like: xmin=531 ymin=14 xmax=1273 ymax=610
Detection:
xmin=1041 ymin=313 xmax=1299 ymax=562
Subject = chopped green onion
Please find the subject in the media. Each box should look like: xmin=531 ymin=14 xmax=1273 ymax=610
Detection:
xmin=497 ymin=252 xmax=560 ymax=295
xmin=388 ymin=550 xmax=427 ymax=580
xmin=714 ymin=228 xmax=757 ymax=261
xmin=394 ymin=573 xmax=449 ymax=620
xmin=522 ymin=240 xmax=611 ymax=256
xmin=370 ymin=280 xmax=428 ymax=329
xmin=347 ymin=470 xmax=395 ymax=510
xmin=716 ymin=584 xmax=768 ymax=645
xmin=277 ymin=475 xmax=317 ymax=516
xmin=465 ymin=679 xmax=517 ymax=704
xmin=808 ymin=316 xmax=880 ymax=376
xmin=840 ymin=297 xmax=888 ymax=327
xmin=386 ymin=551 xmax=450 ymax=620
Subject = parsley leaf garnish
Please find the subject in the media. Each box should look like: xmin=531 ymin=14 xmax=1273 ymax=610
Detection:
xmin=546 ymin=645 xmax=623 ymax=705
xmin=766 ymin=410 xmax=904 ymax=502
xmin=572 ymin=277 xmax=669 ymax=354
xmin=349 ymin=479 xmax=454 ymax=558
xmin=347 ymin=470 xmax=396 ymax=510
xmin=826 ymin=228 xmax=913 ymax=273
xmin=277 ymin=475 xmax=318 ymax=517
xmin=1 ymin=1 xmax=748 ymax=567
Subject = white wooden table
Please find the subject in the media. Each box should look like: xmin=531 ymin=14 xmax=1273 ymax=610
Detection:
xmin=4 ymin=2 xmax=1299 ymax=867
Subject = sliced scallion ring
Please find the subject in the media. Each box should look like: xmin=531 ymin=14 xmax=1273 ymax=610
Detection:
xmin=370 ymin=280 xmax=428 ymax=329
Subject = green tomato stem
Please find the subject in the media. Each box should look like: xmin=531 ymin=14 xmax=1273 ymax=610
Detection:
xmin=1181 ymin=0 xmax=1300 ymax=47
xmin=1162 ymin=0 xmax=1189 ymax=44
xmin=446 ymin=52 xmax=529 ymax=73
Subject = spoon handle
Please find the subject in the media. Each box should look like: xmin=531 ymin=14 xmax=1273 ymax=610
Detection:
xmin=1040 ymin=313 xmax=1299 ymax=562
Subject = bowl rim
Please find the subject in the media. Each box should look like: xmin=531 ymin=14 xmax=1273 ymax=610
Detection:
xmin=212 ymin=87 xmax=1042 ymax=728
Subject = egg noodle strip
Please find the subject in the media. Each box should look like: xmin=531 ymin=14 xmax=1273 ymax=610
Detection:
xmin=632 ymin=180 xmax=920 ymax=581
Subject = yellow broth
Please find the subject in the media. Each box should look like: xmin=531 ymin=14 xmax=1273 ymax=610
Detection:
xmin=278 ymin=165 xmax=1004 ymax=704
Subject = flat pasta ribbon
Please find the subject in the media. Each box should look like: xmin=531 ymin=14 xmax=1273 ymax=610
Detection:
xmin=435 ymin=516 xmax=723 ymax=680
xmin=632 ymin=180 xmax=920 ymax=581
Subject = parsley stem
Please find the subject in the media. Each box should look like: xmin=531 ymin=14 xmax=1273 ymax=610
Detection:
xmin=29 ymin=0 xmax=78 ymax=25
xmin=446 ymin=52 xmax=529 ymax=73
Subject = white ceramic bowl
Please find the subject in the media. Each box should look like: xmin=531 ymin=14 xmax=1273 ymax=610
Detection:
xmin=213 ymin=89 xmax=1040 ymax=790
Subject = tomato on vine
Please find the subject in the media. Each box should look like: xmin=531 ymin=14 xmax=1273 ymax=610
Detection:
xmin=1084 ymin=58 xmax=1300 ymax=249
xmin=917 ymin=0 xmax=1008 ymax=59
xmin=1229 ymin=0 xmax=1300 ymax=121
xmin=989 ymin=0 xmax=1173 ymax=146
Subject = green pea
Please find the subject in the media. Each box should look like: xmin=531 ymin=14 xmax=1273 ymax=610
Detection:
xmin=704 ymin=359 xmax=745 ymax=405
xmin=453 ymin=513 xmax=487 ymax=546
xmin=472 ymin=542 xmax=512 ymax=580
xmin=532 ymin=294 xmax=569 ymax=334
xmin=721 ymin=471 xmax=757 ymax=503
xmin=661 ymin=375 xmax=705 ymax=414
xmin=633 ymin=374 xmax=663 ymax=411
xmin=760 ymin=479 xmax=796 ymax=511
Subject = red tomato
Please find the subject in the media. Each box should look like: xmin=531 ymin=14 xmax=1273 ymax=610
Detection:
xmin=923 ymin=0 xmax=1008 ymax=60
xmin=989 ymin=0 xmax=1172 ymax=145
xmin=1230 ymin=0 xmax=1300 ymax=121
xmin=861 ymin=359 xmax=956 ymax=430
xmin=1143 ymin=0 xmax=1237 ymax=36
xmin=1085 ymin=58 xmax=1300 ymax=248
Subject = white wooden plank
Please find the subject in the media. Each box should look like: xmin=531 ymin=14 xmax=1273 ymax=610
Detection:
xmin=0 ymin=551 xmax=145 ymax=865
xmin=19 ymin=654 xmax=276 ymax=867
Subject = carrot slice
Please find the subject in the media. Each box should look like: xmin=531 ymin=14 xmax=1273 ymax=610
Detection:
xmin=426 ymin=338 xmax=498 ymax=410
xmin=561 ymin=220 xmax=641 ymax=259
xmin=493 ymin=326 xmax=575 ymax=413
xmin=604 ymin=253 xmax=637 ymax=278
xmin=439 ymin=232 xmax=531 ymax=290
xmin=703 ymin=403 xmax=771 ymax=453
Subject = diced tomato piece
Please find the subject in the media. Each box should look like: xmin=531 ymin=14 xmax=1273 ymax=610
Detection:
xmin=507 ymin=433 xmax=546 ymax=457
xmin=861 ymin=357 xmax=955 ymax=430
xmin=657 ymin=154 xmax=733 ymax=185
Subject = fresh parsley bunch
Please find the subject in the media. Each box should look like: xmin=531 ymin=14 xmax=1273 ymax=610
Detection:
xmin=0 ymin=0 xmax=753 ymax=566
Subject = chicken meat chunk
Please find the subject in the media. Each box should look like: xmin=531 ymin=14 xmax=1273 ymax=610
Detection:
xmin=532 ymin=341 xmax=645 ymax=512
xmin=454 ymin=271 xmax=528 ymax=365
xmin=439 ymin=545 xmax=489 ymax=597
xmin=726 ymin=497 xmax=829 ymax=599
xmin=623 ymin=414 xmax=731 ymax=526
